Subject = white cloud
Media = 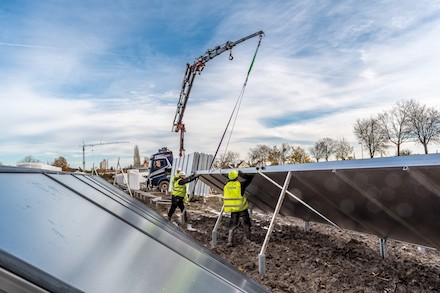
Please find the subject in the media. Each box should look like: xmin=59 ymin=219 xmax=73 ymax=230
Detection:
xmin=360 ymin=69 xmax=377 ymax=80
xmin=1 ymin=0 xmax=440 ymax=167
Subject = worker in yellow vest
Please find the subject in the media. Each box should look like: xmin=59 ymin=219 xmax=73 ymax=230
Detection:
xmin=223 ymin=170 xmax=254 ymax=247
xmin=167 ymin=171 xmax=198 ymax=221
xmin=171 ymin=168 xmax=182 ymax=186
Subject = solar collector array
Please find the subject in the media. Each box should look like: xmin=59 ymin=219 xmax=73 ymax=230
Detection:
xmin=197 ymin=154 xmax=440 ymax=250
xmin=0 ymin=167 xmax=268 ymax=292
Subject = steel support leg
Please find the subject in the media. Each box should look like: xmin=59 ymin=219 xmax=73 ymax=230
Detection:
xmin=304 ymin=221 xmax=310 ymax=233
xmin=211 ymin=206 xmax=224 ymax=246
xmin=180 ymin=210 xmax=187 ymax=225
xmin=380 ymin=238 xmax=388 ymax=259
xmin=258 ymin=254 xmax=266 ymax=275
xmin=211 ymin=231 xmax=217 ymax=246
xmin=258 ymin=171 xmax=292 ymax=274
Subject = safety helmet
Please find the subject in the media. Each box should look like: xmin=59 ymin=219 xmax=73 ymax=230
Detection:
xmin=179 ymin=171 xmax=186 ymax=176
xmin=176 ymin=168 xmax=182 ymax=173
xmin=228 ymin=170 xmax=238 ymax=180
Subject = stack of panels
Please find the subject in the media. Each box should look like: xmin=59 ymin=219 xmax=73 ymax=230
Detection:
xmin=197 ymin=154 xmax=440 ymax=250
xmin=0 ymin=166 xmax=268 ymax=293
xmin=172 ymin=152 xmax=213 ymax=196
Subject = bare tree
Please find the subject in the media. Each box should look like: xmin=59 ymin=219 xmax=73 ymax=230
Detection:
xmin=18 ymin=155 xmax=41 ymax=163
xmin=309 ymin=142 xmax=325 ymax=162
xmin=248 ymin=144 xmax=272 ymax=166
xmin=315 ymin=138 xmax=336 ymax=161
xmin=334 ymin=137 xmax=354 ymax=160
xmin=268 ymin=143 xmax=291 ymax=165
xmin=354 ymin=116 xmax=389 ymax=158
xmin=378 ymin=99 xmax=413 ymax=156
xmin=407 ymin=100 xmax=440 ymax=154
xmin=214 ymin=151 xmax=240 ymax=168
xmin=52 ymin=156 xmax=69 ymax=171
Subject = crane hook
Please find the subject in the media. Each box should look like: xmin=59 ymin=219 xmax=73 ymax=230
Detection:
xmin=229 ymin=51 xmax=234 ymax=60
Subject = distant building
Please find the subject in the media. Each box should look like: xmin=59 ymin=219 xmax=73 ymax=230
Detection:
xmin=100 ymin=159 xmax=109 ymax=170
xmin=236 ymin=160 xmax=251 ymax=168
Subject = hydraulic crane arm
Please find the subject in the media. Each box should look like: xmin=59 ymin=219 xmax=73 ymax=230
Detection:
xmin=172 ymin=31 xmax=264 ymax=157
xmin=196 ymin=31 xmax=265 ymax=65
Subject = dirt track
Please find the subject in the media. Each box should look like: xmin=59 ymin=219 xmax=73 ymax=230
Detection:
xmin=145 ymin=195 xmax=440 ymax=292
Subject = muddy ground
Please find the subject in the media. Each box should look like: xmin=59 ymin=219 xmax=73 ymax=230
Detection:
xmin=143 ymin=194 xmax=440 ymax=292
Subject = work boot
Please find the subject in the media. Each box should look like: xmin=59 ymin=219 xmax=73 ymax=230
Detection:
xmin=244 ymin=225 xmax=251 ymax=240
xmin=227 ymin=229 xmax=234 ymax=247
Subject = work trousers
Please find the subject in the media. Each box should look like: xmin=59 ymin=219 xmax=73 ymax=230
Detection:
xmin=229 ymin=209 xmax=251 ymax=229
xmin=168 ymin=195 xmax=186 ymax=220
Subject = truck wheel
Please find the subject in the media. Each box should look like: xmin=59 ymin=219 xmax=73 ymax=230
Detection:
xmin=159 ymin=181 xmax=169 ymax=193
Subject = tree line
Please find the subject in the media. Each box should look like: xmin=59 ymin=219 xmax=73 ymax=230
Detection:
xmin=214 ymin=99 xmax=440 ymax=167
xmin=11 ymin=99 xmax=440 ymax=169
xmin=15 ymin=144 xmax=149 ymax=171
xmin=17 ymin=155 xmax=71 ymax=171
xmin=354 ymin=99 xmax=440 ymax=158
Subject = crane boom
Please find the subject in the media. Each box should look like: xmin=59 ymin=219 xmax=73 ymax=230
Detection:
xmin=172 ymin=31 xmax=264 ymax=157
xmin=81 ymin=140 xmax=129 ymax=170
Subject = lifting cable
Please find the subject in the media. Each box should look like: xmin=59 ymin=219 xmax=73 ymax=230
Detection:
xmin=209 ymin=35 xmax=263 ymax=170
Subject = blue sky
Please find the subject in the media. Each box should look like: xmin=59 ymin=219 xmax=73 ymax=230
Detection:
xmin=1 ymin=0 xmax=440 ymax=169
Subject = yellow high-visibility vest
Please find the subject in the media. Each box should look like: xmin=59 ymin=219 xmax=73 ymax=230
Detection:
xmin=171 ymin=174 xmax=179 ymax=186
xmin=223 ymin=180 xmax=248 ymax=212
xmin=172 ymin=178 xmax=186 ymax=198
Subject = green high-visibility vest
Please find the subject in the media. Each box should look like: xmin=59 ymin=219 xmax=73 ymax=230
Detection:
xmin=223 ymin=180 xmax=248 ymax=213
xmin=172 ymin=178 xmax=186 ymax=198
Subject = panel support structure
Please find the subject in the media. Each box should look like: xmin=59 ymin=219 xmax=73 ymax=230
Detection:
xmin=304 ymin=221 xmax=310 ymax=233
xmin=211 ymin=206 xmax=225 ymax=246
xmin=380 ymin=238 xmax=388 ymax=259
xmin=258 ymin=172 xmax=339 ymax=229
xmin=197 ymin=154 xmax=440 ymax=253
xmin=258 ymin=171 xmax=292 ymax=275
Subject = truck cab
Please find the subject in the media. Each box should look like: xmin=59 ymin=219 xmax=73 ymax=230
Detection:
xmin=147 ymin=147 xmax=173 ymax=192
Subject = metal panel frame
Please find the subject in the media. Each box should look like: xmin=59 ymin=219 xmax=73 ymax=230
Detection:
xmin=196 ymin=154 xmax=440 ymax=273
xmin=0 ymin=167 xmax=268 ymax=292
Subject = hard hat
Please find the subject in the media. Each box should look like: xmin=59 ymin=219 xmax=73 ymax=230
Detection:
xmin=177 ymin=168 xmax=182 ymax=173
xmin=228 ymin=170 xmax=238 ymax=180
xmin=179 ymin=171 xmax=186 ymax=176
